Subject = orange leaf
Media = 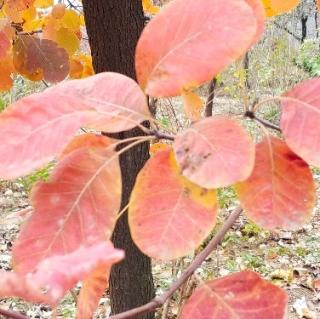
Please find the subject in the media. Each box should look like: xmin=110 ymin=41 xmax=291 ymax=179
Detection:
xmin=173 ymin=117 xmax=255 ymax=189
xmin=0 ymin=54 xmax=14 ymax=91
xmin=149 ymin=142 xmax=170 ymax=156
xmin=182 ymin=90 xmax=203 ymax=122
xmin=281 ymin=79 xmax=320 ymax=167
xmin=180 ymin=271 xmax=288 ymax=319
xmin=76 ymin=265 xmax=109 ymax=319
xmin=269 ymin=0 xmax=300 ymax=15
xmin=13 ymin=136 xmax=121 ymax=273
xmin=0 ymin=243 xmax=123 ymax=306
xmin=236 ymin=136 xmax=316 ymax=230
xmin=0 ymin=72 xmax=149 ymax=179
xmin=61 ymin=133 xmax=112 ymax=157
xmin=129 ymin=149 xmax=217 ymax=260
xmin=135 ymin=0 xmax=265 ymax=97
xmin=317 ymin=0 xmax=320 ymax=11
xmin=13 ymin=35 xmax=70 ymax=83
xmin=0 ymin=31 xmax=11 ymax=58
xmin=52 ymin=3 xmax=66 ymax=19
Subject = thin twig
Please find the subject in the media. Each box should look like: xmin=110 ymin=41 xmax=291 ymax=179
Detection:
xmin=148 ymin=129 xmax=175 ymax=141
xmin=205 ymin=78 xmax=216 ymax=117
xmin=0 ymin=308 xmax=28 ymax=319
xmin=107 ymin=207 xmax=243 ymax=319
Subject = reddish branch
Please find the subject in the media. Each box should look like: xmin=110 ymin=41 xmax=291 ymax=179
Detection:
xmin=0 ymin=207 xmax=242 ymax=319
xmin=0 ymin=308 xmax=28 ymax=319
xmin=107 ymin=207 xmax=243 ymax=319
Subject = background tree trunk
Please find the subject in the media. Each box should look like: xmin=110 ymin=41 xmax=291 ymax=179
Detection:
xmin=82 ymin=1 xmax=155 ymax=318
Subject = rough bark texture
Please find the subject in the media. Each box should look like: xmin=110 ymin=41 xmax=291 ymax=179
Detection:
xmin=82 ymin=1 xmax=155 ymax=318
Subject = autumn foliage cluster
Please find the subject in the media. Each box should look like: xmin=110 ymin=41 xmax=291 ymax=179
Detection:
xmin=0 ymin=0 xmax=320 ymax=318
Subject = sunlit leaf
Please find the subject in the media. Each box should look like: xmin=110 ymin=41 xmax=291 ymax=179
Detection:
xmin=173 ymin=117 xmax=255 ymax=189
xmin=236 ymin=136 xmax=316 ymax=230
xmin=280 ymin=79 xmax=320 ymax=167
xmin=13 ymin=35 xmax=70 ymax=83
xmin=0 ymin=72 xmax=150 ymax=178
xmin=180 ymin=271 xmax=288 ymax=319
xmin=129 ymin=149 xmax=218 ymax=260
xmin=136 ymin=0 xmax=265 ymax=97
xmin=13 ymin=135 xmax=121 ymax=273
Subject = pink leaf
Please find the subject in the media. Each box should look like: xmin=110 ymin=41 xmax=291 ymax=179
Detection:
xmin=236 ymin=137 xmax=316 ymax=230
xmin=135 ymin=0 xmax=265 ymax=97
xmin=180 ymin=271 xmax=288 ymax=319
xmin=0 ymin=72 xmax=149 ymax=179
xmin=13 ymin=135 xmax=121 ymax=273
xmin=173 ymin=117 xmax=255 ymax=188
xmin=0 ymin=243 xmax=124 ymax=306
xmin=281 ymin=79 xmax=320 ymax=167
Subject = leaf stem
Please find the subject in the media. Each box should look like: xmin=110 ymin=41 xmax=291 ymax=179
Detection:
xmin=107 ymin=207 xmax=243 ymax=319
xmin=245 ymin=111 xmax=281 ymax=132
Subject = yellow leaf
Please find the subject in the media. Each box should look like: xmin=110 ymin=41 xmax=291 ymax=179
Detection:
xmin=34 ymin=0 xmax=53 ymax=8
xmin=56 ymin=27 xmax=80 ymax=55
xmin=70 ymin=54 xmax=94 ymax=79
xmin=182 ymin=89 xmax=203 ymax=122
xmin=61 ymin=9 xmax=80 ymax=32
xmin=263 ymin=0 xmax=300 ymax=17
xmin=142 ymin=0 xmax=160 ymax=14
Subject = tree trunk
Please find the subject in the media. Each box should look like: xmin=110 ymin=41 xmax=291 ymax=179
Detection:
xmin=301 ymin=15 xmax=308 ymax=42
xmin=82 ymin=1 xmax=155 ymax=318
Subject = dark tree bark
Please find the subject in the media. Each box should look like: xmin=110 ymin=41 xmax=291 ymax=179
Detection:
xmin=301 ymin=15 xmax=308 ymax=42
xmin=82 ymin=1 xmax=155 ymax=318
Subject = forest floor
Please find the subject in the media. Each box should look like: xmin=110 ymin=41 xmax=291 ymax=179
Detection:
xmin=1 ymin=170 xmax=320 ymax=319
xmin=0 ymin=97 xmax=320 ymax=319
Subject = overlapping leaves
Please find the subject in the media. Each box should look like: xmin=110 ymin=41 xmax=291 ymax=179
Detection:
xmin=129 ymin=149 xmax=218 ymax=260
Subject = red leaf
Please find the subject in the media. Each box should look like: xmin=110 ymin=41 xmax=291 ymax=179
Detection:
xmin=13 ymin=35 xmax=70 ymax=83
xmin=180 ymin=271 xmax=288 ymax=319
xmin=281 ymin=79 xmax=320 ymax=167
xmin=0 ymin=243 xmax=124 ymax=306
xmin=129 ymin=149 xmax=218 ymax=260
xmin=135 ymin=0 xmax=265 ymax=97
xmin=236 ymin=136 xmax=315 ymax=230
xmin=0 ymin=72 xmax=149 ymax=179
xmin=173 ymin=117 xmax=255 ymax=189
xmin=13 ymin=135 xmax=121 ymax=273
